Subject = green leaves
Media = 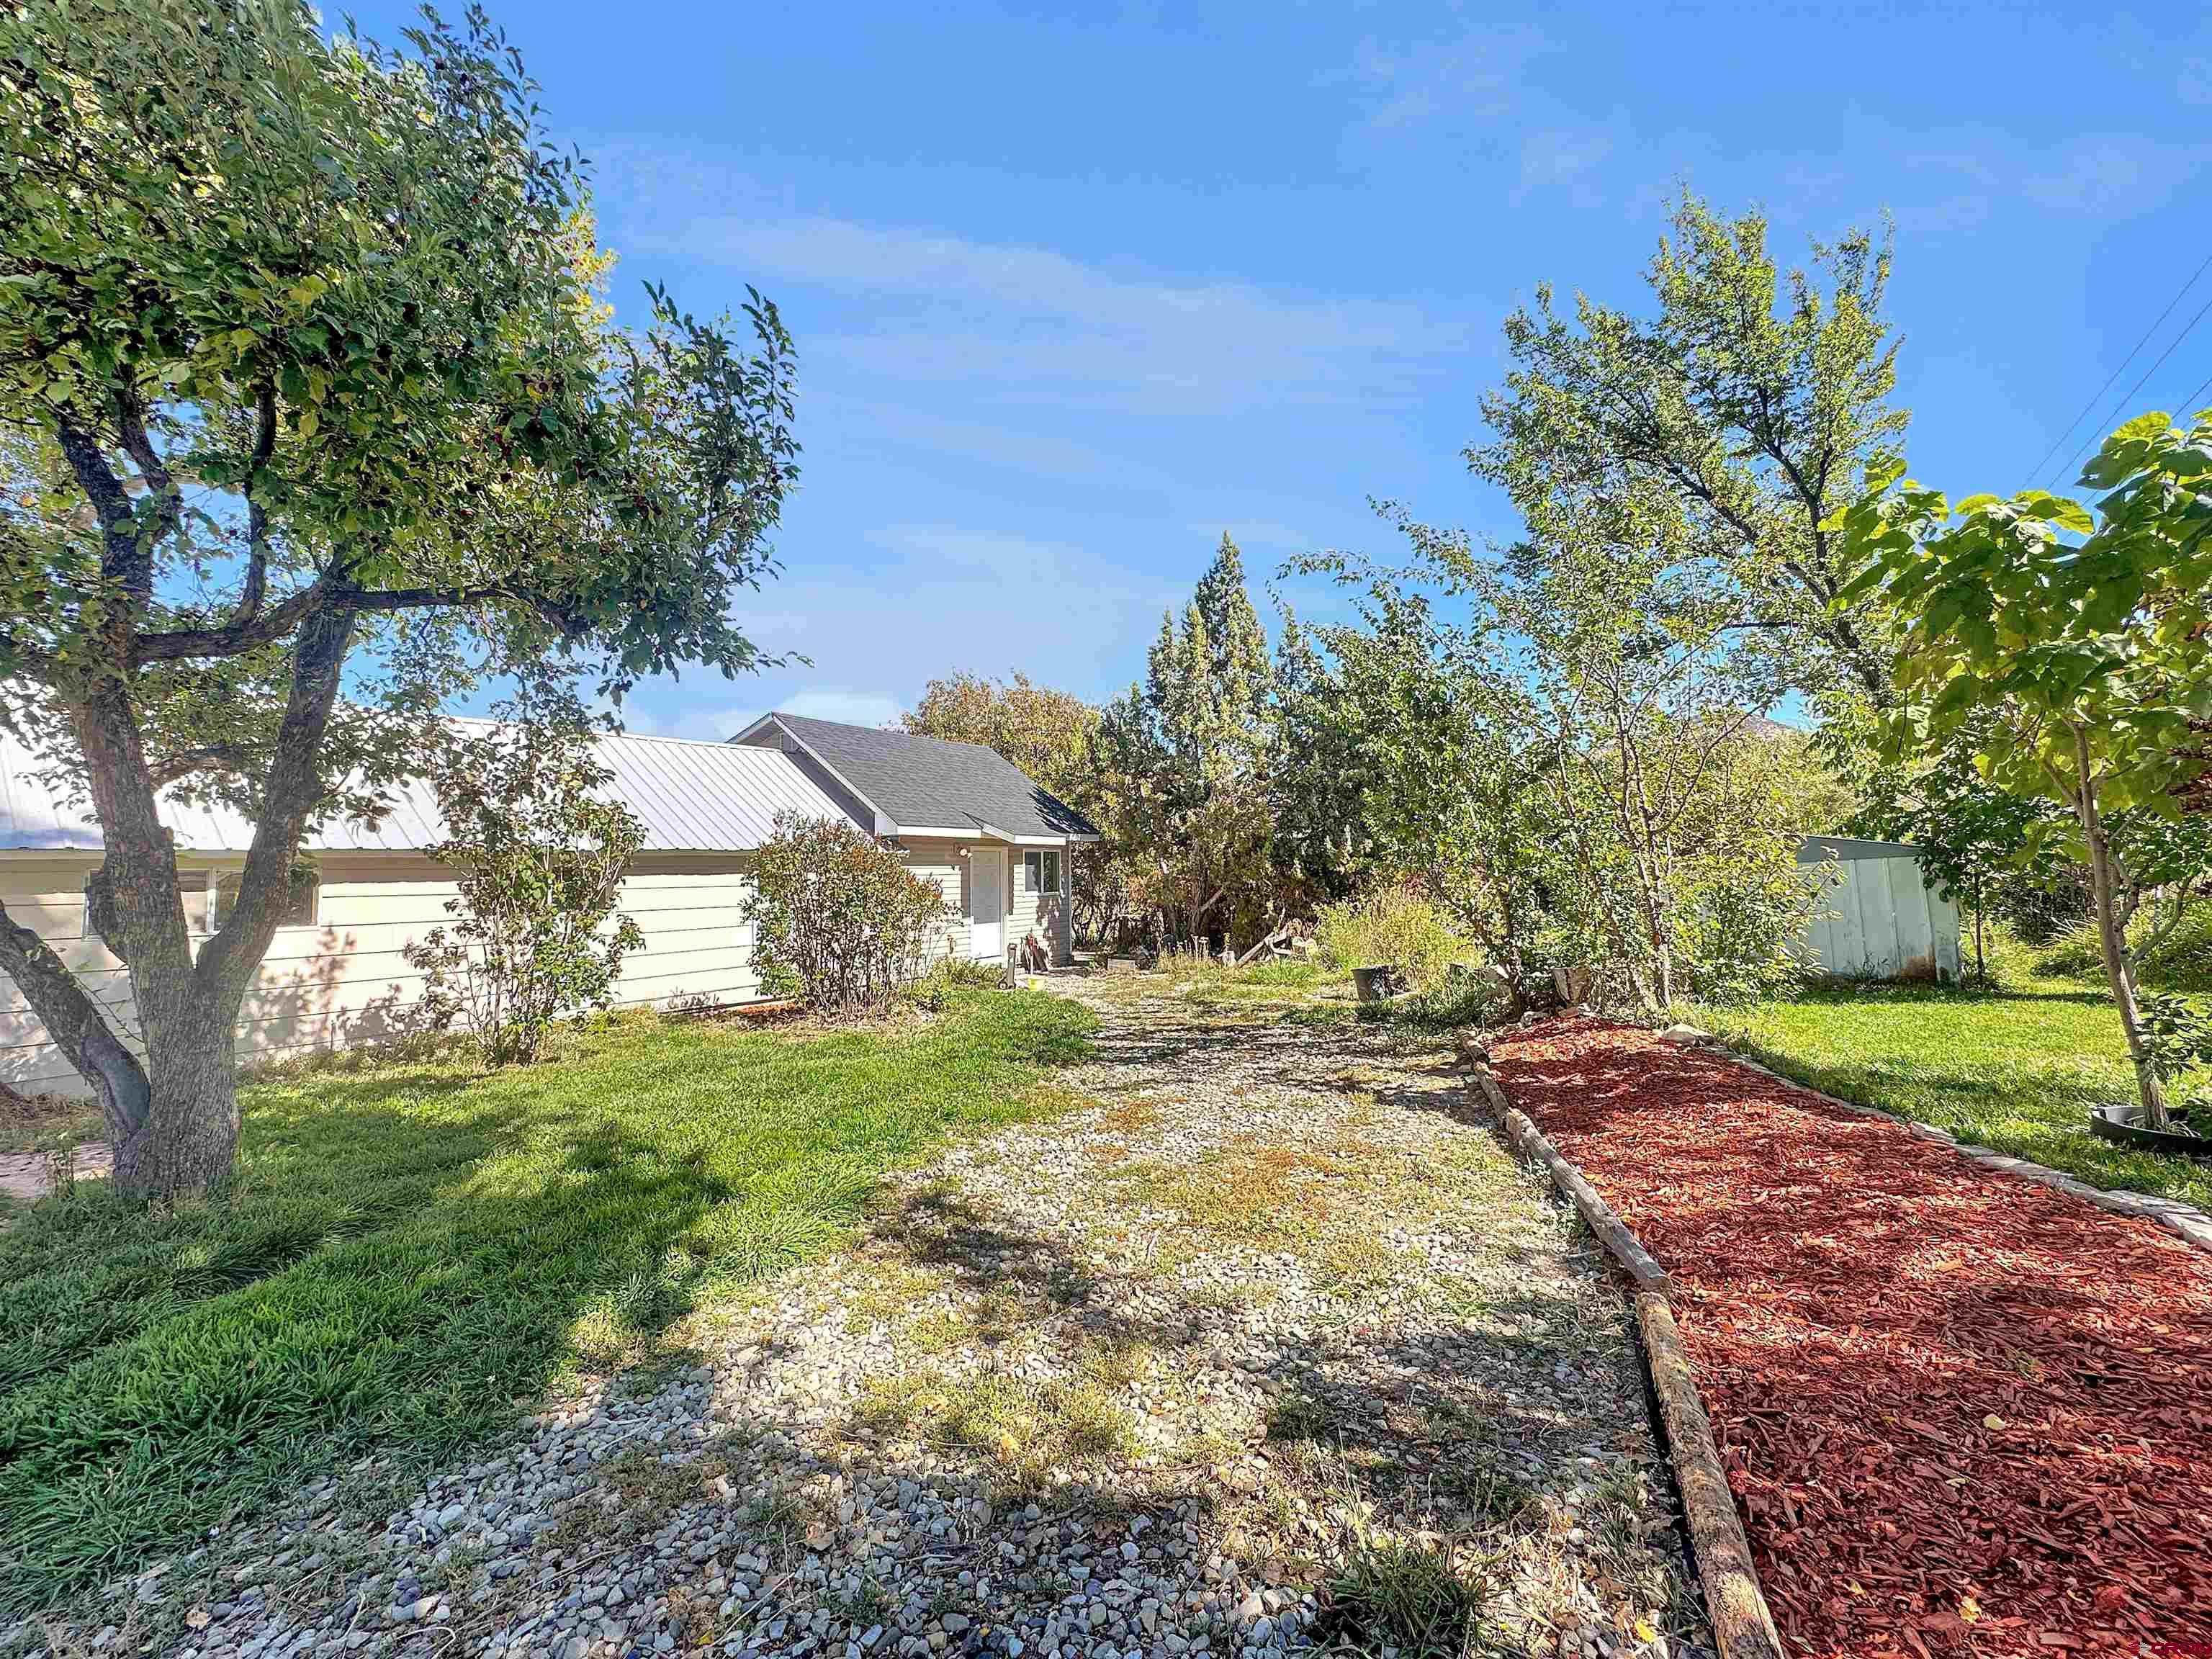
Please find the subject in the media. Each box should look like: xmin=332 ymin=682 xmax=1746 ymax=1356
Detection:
xmin=1474 ymin=192 xmax=1909 ymax=705
xmin=1838 ymin=411 xmax=2212 ymax=818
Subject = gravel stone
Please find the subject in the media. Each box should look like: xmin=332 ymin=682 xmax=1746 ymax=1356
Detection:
xmin=17 ymin=976 xmax=1709 ymax=1659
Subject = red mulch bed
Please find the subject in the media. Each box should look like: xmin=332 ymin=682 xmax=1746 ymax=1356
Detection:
xmin=1491 ymin=1013 xmax=2212 ymax=1659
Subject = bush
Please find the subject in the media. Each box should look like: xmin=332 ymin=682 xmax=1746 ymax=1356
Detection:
xmin=2033 ymin=918 xmax=2105 ymax=979
xmin=1316 ymin=886 xmax=1467 ymax=989
xmin=403 ymin=717 xmax=647 ymax=1067
xmin=1674 ymin=847 xmax=1832 ymax=1004
xmin=745 ymin=815 xmax=950 ymax=1015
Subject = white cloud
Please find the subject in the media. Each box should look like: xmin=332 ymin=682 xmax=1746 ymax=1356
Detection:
xmin=1342 ymin=24 xmax=1543 ymax=139
xmin=1512 ymin=126 xmax=1617 ymax=207
xmin=2180 ymin=51 xmax=2211 ymax=105
xmin=679 ymin=215 xmax=1446 ymax=415
xmin=640 ymin=688 xmax=902 ymax=745
xmin=2023 ymin=136 xmax=2208 ymax=215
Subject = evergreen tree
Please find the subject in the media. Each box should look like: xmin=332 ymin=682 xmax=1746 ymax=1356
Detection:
xmin=1094 ymin=536 xmax=1281 ymax=951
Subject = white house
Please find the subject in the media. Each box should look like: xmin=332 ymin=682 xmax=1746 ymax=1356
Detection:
xmin=0 ymin=715 xmax=1099 ymax=1100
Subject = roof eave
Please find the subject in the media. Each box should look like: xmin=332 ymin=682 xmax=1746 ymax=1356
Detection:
xmin=889 ymin=822 xmax=1100 ymax=845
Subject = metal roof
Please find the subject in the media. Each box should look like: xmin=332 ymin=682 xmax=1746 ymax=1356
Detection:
xmin=736 ymin=712 xmax=1100 ymax=840
xmin=0 ymin=723 xmax=855 ymax=855
xmin=1797 ymin=834 xmax=1925 ymax=864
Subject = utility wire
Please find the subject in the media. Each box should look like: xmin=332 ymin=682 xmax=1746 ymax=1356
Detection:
xmin=2054 ymin=287 xmax=2212 ymax=487
xmin=2026 ymin=249 xmax=2212 ymax=485
xmin=2173 ymin=360 xmax=2212 ymax=425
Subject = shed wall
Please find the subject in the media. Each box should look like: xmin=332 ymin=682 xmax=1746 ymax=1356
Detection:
xmin=1 ymin=850 xmax=764 ymax=1098
xmin=1799 ymin=851 xmax=1963 ymax=981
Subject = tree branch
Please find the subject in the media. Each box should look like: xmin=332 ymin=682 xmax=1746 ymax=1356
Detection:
xmin=194 ymin=604 xmax=355 ymax=1007
xmin=146 ymin=743 xmax=259 ymax=788
xmin=132 ymin=582 xmax=331 ymax=664
xmin=235 ymin=381 xmax=278 ymax=626
xmin=0 ymin=896 xmax=151 ymax=1151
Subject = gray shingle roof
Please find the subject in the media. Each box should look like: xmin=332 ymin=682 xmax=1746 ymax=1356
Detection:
xmin=750 ymin=714 xmax=1099 ymax=840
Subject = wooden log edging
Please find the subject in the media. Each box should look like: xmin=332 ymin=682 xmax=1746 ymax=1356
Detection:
xmin=1635 ymin=1287 xmax=1787 ymax=1659
xmin=1499 ymin=1105 xmax=1672 ymax=1294
xmin=1717 ymin=1049 xmax=2212 ymax=1260
xmin=1463 ymin=1055 xmax=1784 ymax=1659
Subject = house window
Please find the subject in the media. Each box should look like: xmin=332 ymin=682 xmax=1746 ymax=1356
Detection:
xmin=283 ymin=872 xmax=320 ymax=927
xmin=1026 ymin=850 xmax=1061 ymax=896
xmin=208 ymin=868 xmax=320 ymax=930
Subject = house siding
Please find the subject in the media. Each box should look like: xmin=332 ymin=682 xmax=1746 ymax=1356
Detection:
xmin=895 ymin=837 xmax=975 ymax=963
xmin=1 ymin=850 xmax=765 ymax=1099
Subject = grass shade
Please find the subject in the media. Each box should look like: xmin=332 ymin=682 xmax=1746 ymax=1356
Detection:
xmin=1690 ymin=942 xmax=2212 ymax=1212
xmin=0 ymin=988 xmax=1094 ymax=1616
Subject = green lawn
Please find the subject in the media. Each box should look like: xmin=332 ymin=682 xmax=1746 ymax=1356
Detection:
xmin=1690 ymin=947 xmax=2212 ymax=1214
xmin=0 ymin=988 xmax=1094 ymax=1616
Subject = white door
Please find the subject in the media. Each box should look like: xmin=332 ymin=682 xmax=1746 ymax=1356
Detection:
xmin=970 ymin=849 xmax=1004 ymax=961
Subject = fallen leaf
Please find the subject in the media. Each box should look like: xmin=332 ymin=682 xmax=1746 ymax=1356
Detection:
xmin=1960 ymin=1595 xmax=1982 ymax=1624
xmin=1984 ymin=1414 xmax=2008 ymax=1431
xmin=185 ymin=1607 xmax=210 ymax=1631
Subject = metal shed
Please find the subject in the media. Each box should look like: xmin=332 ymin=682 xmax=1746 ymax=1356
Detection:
xmin=1796 ymin=835 xmax=1963 ymax=982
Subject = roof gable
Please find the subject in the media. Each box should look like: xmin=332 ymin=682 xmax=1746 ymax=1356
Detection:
xmin=737 ymin=713 xmax=1099 ymax=840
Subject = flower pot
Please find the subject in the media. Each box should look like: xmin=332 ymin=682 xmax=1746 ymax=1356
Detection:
xmin=1352 ymin=964 xmax=1397 ymax=1004
xmin=2088 ymin=1102 xmax=2212 ymax=1161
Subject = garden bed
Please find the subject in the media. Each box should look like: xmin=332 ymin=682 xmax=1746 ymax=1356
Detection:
xmin=1490 ymin=1013 xmax=2212 ymax=1658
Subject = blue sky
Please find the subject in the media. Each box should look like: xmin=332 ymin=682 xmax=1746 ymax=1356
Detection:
xmin=346 ymin=0 xmax=2212 ymax=741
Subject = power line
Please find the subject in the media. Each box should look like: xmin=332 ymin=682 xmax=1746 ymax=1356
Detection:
xmin=2054 ymin=287 xmax=2212 ymax=486
xmin=2026 ymin=249 xmax=2212 ymax=485
xmin=2173 ymin=360 xmax=2212 ymax=424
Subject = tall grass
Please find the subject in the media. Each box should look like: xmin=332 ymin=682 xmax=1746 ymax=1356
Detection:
xmin=1316 ymin=887 xmax=1469 ymax=989
xmin=2031 ymin=905 xmax=2212 ymax=990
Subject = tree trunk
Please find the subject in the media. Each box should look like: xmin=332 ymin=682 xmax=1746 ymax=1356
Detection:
xmin=116 ymin=1012 xmax=240 ymax=1195
xmin=2072 ymin=726 xmax=2168 ymax=1129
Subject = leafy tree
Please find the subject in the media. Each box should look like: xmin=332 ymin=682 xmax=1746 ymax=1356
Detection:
xmin=1840 ymin=413 xmax=2212 ymax=1127
xmin=1096 ymin=536 xmax=1279 ymax=950
xmin=1265 ymin=606 xmax=1367 ymax=907
xmin=0 ymin=1 xmax=799 ymax=1194
xmin=403 ymin=712 xmax=647 ymax=1066
xmin=744 ymin=814 xmax=949 ymax=1014
xmin=901 ymin=671 xmax=1098 ymax=809
xmin=1279 ymin=552 xmax=1547 ymax=978
xmin=1506 ymin=554 xmax=1821 ymax=1009
xmin=1473 ymin=193 xmax=1907 ymax=705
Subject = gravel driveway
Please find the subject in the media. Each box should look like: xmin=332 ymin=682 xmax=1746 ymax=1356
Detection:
xmin=42 ymin=979 xmax=1704 ymax=1659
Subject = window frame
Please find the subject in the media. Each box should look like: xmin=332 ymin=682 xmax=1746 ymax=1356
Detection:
xmin=208 ymin=867 xmax=320 ymax=931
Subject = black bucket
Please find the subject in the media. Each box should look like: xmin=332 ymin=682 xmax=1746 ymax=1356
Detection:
xmin=1352 ymin=964 xmax=1397 ymax=1003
